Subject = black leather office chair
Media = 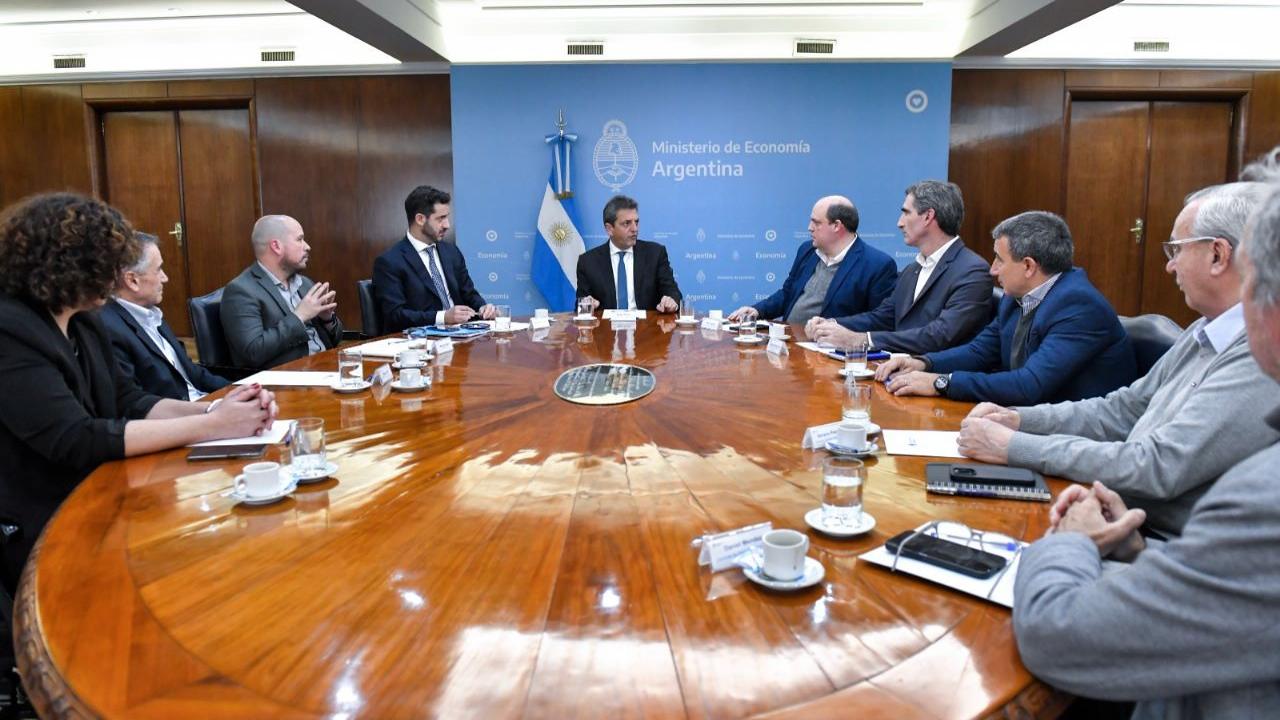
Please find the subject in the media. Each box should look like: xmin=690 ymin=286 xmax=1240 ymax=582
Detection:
xmin=357 ymin=279 xmax=381 ymax=338
xmin=1120 ymin=314 xmax=1183 ymax=376
xmin=187 ymin=289 xmax=251 ymax=381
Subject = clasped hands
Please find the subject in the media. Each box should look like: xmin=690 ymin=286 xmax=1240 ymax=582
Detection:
xmin=1049 ymin=481 xmax=1147 ymax=562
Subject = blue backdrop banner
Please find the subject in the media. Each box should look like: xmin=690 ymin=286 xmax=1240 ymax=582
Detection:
xmin=450 ymin=62 xmax=952 ymax=314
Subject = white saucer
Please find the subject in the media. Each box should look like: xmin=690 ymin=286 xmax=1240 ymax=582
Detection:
xmin=838 ymin=367 xmax=876 ymax=379
xmin=839 ymin=420 xmax=881 ymax=435
xmin=331 ymin=380 xmax=371 ymax=393
xmin=230 ymin=476 xmax=298 ymax=505
xmin=289 ymin=461 xmax=338 ymax=484
xmin=391 ymin=360 xmax=429 ymax=370
xmin=573 ymin=314 xmax=596 ymax=321
xmin=390 ymin=379 xmax=429 ymax=392
xmin=675 ymin=317 xmax=699 ymax=326
xmin=767 ymin=334 xmax=792 ymax=342
xmin=734 ymin=335 xmax=766 ymax=344
xmin=804 ymin=508 xmax=877 ymax=538
xmin=743 ymin=556 xmax=825 ymax=590
xmin=825 ymin=440 xmax=880 ymax=458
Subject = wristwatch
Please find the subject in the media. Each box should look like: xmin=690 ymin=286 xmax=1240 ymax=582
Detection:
xmin=933 ymin=374 xmax=950 ymax=397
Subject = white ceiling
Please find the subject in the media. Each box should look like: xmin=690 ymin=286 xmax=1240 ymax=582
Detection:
xmin=0 ymin=0 xmax=1276 ymax=80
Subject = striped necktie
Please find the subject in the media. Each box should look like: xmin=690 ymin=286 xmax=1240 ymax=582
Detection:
xmin=424 ymin=245 xmax=453 ymax=308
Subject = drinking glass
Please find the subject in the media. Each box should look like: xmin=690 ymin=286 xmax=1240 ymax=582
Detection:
xmin=679 ymin=299 xmax=696 ymax=322
xmin=844 ymin=336 xmax=869 ymax=375
xmin=292 ymin=418 xmax=326 ymax=475
xmin=494 ymin=304 xmax=512 ymax=332
xmin=821 ymin=456 xmax=866 ymax=527
xmin=842 ymin=379 xmax=872 ymax=424
xmin=576 ymin=297 xmax=594 ymax=319
xmin=738 ymin=320 xmax=759 ymax=341
xmin=337 ymin=349 xmax=363 ymax=387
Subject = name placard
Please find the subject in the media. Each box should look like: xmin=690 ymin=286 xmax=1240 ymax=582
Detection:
xmin=603 ymin=309 xmax=647 ymax=320
xmin=766 ymin=338 xmax=788 ymax=356
xmin=611 ymin=319 xmax=637 ymax=331
xmin=700 ymin=317 xmax=721 ymax=330
xmin=433 ymin=338 xmax=455 ymax=355
xmin=530 ymin=316 xmax=551 ymax=329
xmin=695 ymin=521 xmax=773 ymax=572
xmin=802 ymin=421 xmax=843 ymax=449
xmin=370 ymin=364 xmax=393 ymax=386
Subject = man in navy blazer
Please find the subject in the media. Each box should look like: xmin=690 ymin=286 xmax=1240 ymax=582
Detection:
xmin=373 ymin=185 xmax=495 ymax=333
xmin=576 ymin=195 xmax=681 ymax=312
xmin=100 ymin=233 xmax=228 ymax=401
xmin=877 ymin=211 xmax=1136 ymax=406
xmin=807 ymin=181 xmax=993 ymax=353
xmin=729 ymin=196 xmax=897 ymax=327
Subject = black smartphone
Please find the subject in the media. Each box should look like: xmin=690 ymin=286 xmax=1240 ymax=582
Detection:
xmin=186 ymin=444 xmax=267 ymax=461
xmin=949 ymin=463 xmax=1038 ymax=487
xmin=884 ymin=530 xmax=1008 ymax=579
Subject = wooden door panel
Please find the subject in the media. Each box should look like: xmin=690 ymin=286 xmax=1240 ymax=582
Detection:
xmin=1064 ymin=100 xmax=1150 ymax=316
xmin=102 ymin=111 xmax=191 ymax=335
xmin=1142 ymin=101 xmax=1233 ymax=326
xmin=177 ymin=108 xmax=257 ymax=298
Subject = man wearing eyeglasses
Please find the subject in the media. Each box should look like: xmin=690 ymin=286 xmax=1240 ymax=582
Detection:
xmin=1011 ymin=165 xmax=1280 ymax=720
xmin=958 ymin=181 xmax=1280 ymax=538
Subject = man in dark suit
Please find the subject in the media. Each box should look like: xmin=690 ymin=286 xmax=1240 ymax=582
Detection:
xmin=807 ymin=181 xmax=993 ymax=353
xmin=877 ymin=211 xmax=1136 ymax=406
xmin=101 ymin=232 xmax=229 ymax=400
xmin=729 ymin=195 xmax=897 ymax=326
xmin=576 ymin=195 xmax=681 ymax=312
xmin=373 ymin=185 xmax=495 ymax=332
xmin=221 ymin=215 xmax=344 ymax=370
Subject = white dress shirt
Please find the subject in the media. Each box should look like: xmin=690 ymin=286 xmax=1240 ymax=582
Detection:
xmin=609 ymin=241 xmax=638 ymax=311
xmin=115 ymin=297 xmax=203 ymax=401
xmin=407 ymin=232 xmax=454 ymax=325
xmin=815 ymin=235 xmax=856 ymax=267
xmin=913 ymin=236 xmax=959 ymax=302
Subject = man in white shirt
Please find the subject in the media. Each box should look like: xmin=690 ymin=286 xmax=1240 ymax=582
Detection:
xmin=101 ymin=233 xmax=230 ymax=401
xmin=575 ymin=195 xmax=681 ymax=313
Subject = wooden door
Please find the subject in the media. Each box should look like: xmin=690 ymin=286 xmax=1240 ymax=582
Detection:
xmin=177 ymin=108 xmax=257 ymax=298
xmin=102 ymin=111 xmax=191 ymax=334
xmin=1142 ymin=101 xmax=1233 ymax=326
xmin=1064 ymin=101 xmax=1151 ymax=316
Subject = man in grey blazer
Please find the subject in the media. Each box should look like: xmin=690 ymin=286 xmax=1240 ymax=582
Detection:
xmin=1012 ymin=175 xmax=1280 ymax=720
xmin=221 ymin=215 xmax=344 ymax=370
xmin=806 ymin=180 xmax=992 ymax=353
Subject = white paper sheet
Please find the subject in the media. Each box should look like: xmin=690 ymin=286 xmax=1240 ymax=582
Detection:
xmin=188 ymin=420 xmax=295 ymax=447
xmin=349 ymin=337 xmax=430 ymax=359
xmin=859 ymin=523 xmax=1026 ymax=608
xmin=882 ymin=429 xmax=964 ymax=458
xmin=795 ymin=341 xmax=843 ymax=360
xmin=235 ymin=371 xmax=339 ymax=387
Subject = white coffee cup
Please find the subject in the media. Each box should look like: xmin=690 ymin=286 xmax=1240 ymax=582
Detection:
xmin=400 ymin=367 xmax=422 ymax=387
xmin=396 ymin=348 xmax=422 ymax=366
xmin=769 ymin=322 xmax=786 ymax=339
xmin=237 ymin=461 xmax=281 ymax=498
xmin=836 ymin=422 xmax=867 ymax=450
xmin=762 ymin=529 xmax=809 ymax=581
xmin=534 ymin=308 xmax=549 ymax=319
xmin=708 ymin=309 xmax=724 ymax=321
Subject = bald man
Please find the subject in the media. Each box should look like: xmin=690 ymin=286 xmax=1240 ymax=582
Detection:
xmin=729 ymin=195 xmax=896 ymax=327
xmin=221 ymin=214 xmax=344 ymax=369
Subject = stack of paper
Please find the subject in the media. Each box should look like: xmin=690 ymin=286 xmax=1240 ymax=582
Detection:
xmin=235 ymin=371 xmax=339 ymax=387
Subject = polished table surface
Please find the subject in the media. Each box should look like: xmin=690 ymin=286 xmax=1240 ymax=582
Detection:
xmin=17 ymin=316 xmax=1070 ymax=719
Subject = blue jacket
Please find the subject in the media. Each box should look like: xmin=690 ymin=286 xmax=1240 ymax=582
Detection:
xmin=834 ymin=239 xmax=993 ymax=354
xmin=925 ymin=268 xmax=1136 ymax=405
xmin=753 ymin=239 xmax=897 ymax=322
xmin=373 ymin=237 xmax=487 ymax=333
xmin=99 ymin=299 xmax=229 ymax=401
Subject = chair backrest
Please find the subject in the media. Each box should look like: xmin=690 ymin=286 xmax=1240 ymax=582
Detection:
xmin=187 ymin=288 xmax=233 ymax=368
xmin=357 ymin=279 xmax=381 ymax=337
xmin=1120 ymin=314 xmax=1183 ymax=376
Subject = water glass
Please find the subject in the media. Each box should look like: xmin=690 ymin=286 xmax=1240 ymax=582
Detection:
xmin=494 ymin=304 xmax=512 ymax=332
xmin=576 ymin=297 xmax=594 ymax=318
xmin=842 ymin=379 xmax=872 ymax=424
xmin=679 ymin=299 xmax=695 ymax=322
xmin=821 ymin=456 xmax=866 ymax=527
xmin=844 ymin=337 xmax=869 ymax=374
xmin=338 ymin=349 xmax=363 ymax=387
xmin=292 ymin=418 xmax=327 ymax=475
xmin=738 ymin=320 xmax=758 ymax=340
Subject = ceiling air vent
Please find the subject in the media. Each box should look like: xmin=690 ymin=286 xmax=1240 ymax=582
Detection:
xmin=53 ymin=54 xmax=86 ymax=69
xmin=261 ymin=49 xmax=296 ymax=62
xmin=794 ymin=39 xmax=835 ymax=56
xmin=567 ymin=42 xmax=604 ymax=57
xmin=1133 ymin=40 xmax=1170 ymax=53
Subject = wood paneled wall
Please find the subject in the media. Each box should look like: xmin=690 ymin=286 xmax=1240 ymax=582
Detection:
xmin=949 ymin=68 xmax=1280 ymax=261
xmin=0 ymin=74 xmax=452 ymax=328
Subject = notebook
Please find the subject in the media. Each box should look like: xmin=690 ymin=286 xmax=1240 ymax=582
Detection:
xmin=925 ymin=462 xmax=1051 ymax=502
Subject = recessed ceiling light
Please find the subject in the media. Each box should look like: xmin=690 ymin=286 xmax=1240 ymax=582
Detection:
xmin=84 ymin=9 xmax=96 ymax=14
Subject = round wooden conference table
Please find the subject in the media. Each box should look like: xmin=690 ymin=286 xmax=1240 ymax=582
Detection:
xmin=16 ymin=315 xmax=1070 ymax=719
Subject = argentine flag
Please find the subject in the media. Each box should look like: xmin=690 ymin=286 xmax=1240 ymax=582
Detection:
xmin=532 ymin=170 xmax=586 ymax=311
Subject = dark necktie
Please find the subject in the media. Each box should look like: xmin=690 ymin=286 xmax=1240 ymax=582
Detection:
xmin=1010 ymin=305 xmax=1037 ymax=369
xmin=616 ymin=251 xmax=629 ymax=310
xmin=425 ymin=245 xmax=453 ymax=308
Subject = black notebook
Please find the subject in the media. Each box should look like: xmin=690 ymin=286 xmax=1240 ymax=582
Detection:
xmin=925 ymin=462 xmax=1051 ymax=502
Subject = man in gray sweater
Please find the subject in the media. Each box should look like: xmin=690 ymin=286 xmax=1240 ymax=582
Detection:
xmin=1012 ymin=178 xmax=1280 ymax=720
xmin=957 ymin=181 xmax=1279 ymax=537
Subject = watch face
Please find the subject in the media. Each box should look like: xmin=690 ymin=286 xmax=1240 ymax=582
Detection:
xmin=934 ymin=376 xmax=948 ymax=392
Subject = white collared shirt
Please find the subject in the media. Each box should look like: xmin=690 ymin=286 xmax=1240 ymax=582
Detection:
xmin=1196 ymin=302 xmax=1246 ymax=354
xmin=407 ymin=232 xmax=454 ymax=325
xmin=609 ymin=241 xmax=638 ymax=311
xmin=115 ymin=297 xmax=203 ymax=401
xmin=913 ymin=236 xmax=959 ymax=302
xmin=257 ymin=262 xmax=326 ymax=354
xmin=815 ymin=235 xmax=857 ymax=267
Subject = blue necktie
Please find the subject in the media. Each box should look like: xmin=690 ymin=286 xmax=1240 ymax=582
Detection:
xmin=616 ymin=251 xmax=629 ymax=310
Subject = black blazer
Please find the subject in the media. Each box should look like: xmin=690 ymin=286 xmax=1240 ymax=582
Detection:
xmin=834 ymin=240 xmax=994 ymax=354
xmin=575 ymin=240 xmax=682 ymax=310
xmin=373 ymin=237 xmax=487 ymax=333
xmin=0 ymin=296 xmax=162 ymax=593
xmin=100 ymin=300 xmax=229 ymax=401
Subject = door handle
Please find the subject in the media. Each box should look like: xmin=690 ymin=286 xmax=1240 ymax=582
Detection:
xmin=168 ymin=221 xmax=183 ymax=247
xmin=1130 ymin=218 xmax=1144 ymax=245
